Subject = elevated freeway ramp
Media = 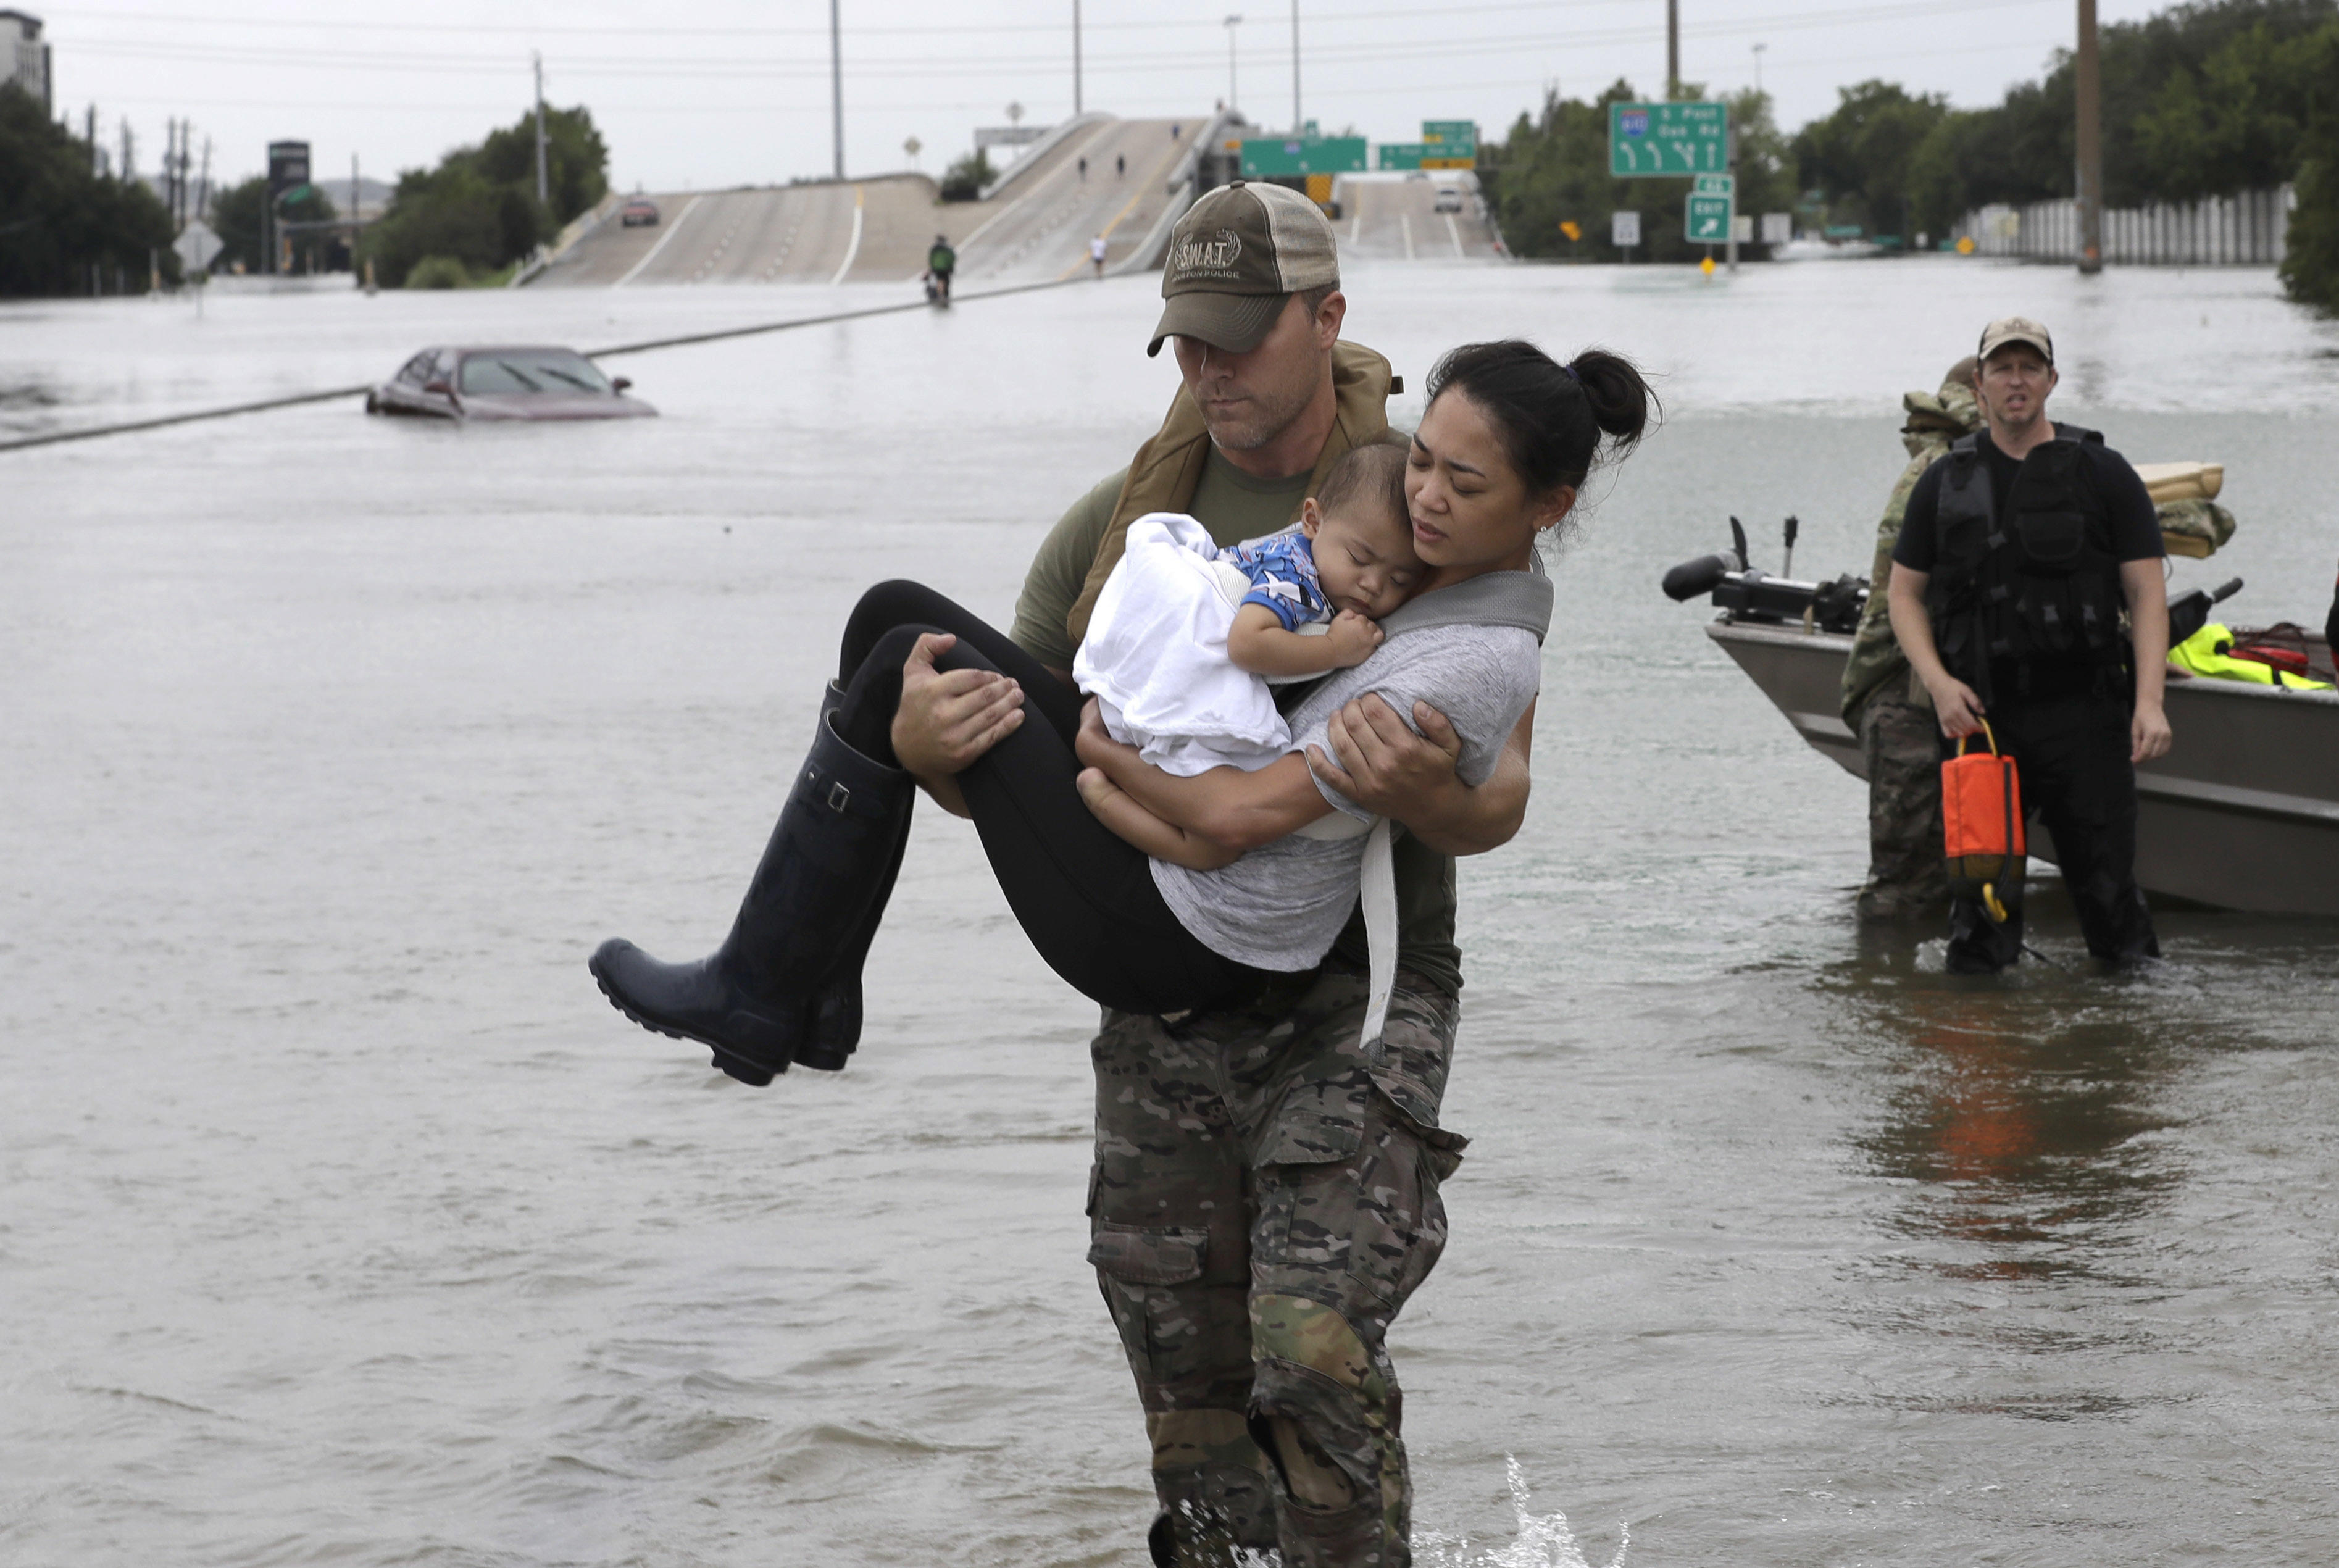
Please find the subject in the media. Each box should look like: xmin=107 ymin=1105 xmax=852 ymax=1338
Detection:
xmin=530 ymin=114 xmax=1208 ymax=291
xmin=1335 ymin=174 xmax=1503 ymax=262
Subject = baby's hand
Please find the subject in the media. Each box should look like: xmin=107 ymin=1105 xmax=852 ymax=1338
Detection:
xmin=1325 ymin=609 xmax=1384 ymax=667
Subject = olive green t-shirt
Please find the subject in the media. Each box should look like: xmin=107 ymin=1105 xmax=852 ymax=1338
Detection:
xmin=1008 ymin=448 xmax=1468 ymax=995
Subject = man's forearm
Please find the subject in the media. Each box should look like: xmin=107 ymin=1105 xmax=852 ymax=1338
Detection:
xmin=2123 ymin=561 xmax=2169 ymax=709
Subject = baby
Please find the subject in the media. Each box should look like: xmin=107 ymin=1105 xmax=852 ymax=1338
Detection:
xmin=1072 ymin=440 xmax=1421 ymax=785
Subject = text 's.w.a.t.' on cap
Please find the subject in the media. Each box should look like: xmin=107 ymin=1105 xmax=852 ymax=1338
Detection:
xmin=1147 ymin=180 xmax=1341 ymax=358
xmin=1977 ymin=315 xmax=2054 ymax=365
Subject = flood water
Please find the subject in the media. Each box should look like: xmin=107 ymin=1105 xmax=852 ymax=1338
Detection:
xmin=5 ymin=260 xmax=2339 ymax=1566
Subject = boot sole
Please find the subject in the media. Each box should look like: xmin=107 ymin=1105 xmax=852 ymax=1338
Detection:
xmin=588 ymin=959 xmax=778 ymax=1088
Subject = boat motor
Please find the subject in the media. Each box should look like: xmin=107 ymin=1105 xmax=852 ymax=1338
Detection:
xmin=2167 ymin=577 xmax=2244 ymax=646
xmin=1661 ymin=515 xmax=1869 ymax=633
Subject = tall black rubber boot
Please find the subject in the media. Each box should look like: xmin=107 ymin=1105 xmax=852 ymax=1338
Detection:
xmin=794 ymin=686 xmax=915 ymax=1072
xmin=589 ymin=711 xmax=911 ymax=1086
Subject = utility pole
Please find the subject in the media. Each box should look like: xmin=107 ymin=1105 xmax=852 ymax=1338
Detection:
xmin=2074 ymin=0 xmax=2104 ymax=274
xmin=533 ymin=52 xmax=549 ymax=207
xmin=1073 ymin=0 xmax=1083 ymax=115
xmin=1290 ymin=0 xmax=1301 ymax=133
xmin=1224 ymin=15 xmax=1241 ymax=109
xmin=85 ymin=104 xmax=96 ymax=174
xmin=352 ymin=151 xmax=361 ymax=269
xmin=198 ymin=136 xmax=211 ymax=221
xmin=829 ymin=0 xmax=844 ymax=180
xmin=120 ymin=120 xmax=133 ymax=182
xmin=1666 ymin=0 xmax=1680 ymax=99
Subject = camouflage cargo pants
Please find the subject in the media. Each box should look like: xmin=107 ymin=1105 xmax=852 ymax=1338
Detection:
xmin=1857 ymin=678 xmax=1948 ymax=921
xmin=1088 ymin=962 xmax=1465 ymax=1567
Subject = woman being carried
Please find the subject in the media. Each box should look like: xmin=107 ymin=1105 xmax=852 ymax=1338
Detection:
xmin=589 ymin=340 xmax=1654 ymax=1085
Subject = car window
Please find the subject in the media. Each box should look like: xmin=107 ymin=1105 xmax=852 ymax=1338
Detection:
xmin=398 ymin=352 xmax=432 ymax=385
xmin=458 ymin=351 xmax=612 ymax=396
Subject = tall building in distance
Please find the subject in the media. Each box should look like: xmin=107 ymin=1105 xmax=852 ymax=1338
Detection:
xmin=1 ymin=10 xmax=49 ymax=112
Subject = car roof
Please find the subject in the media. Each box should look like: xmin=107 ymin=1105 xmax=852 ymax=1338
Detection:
xmin=443 ymin=344 xmax=597 ymax=357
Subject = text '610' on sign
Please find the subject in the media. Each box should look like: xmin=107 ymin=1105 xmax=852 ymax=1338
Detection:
xmin=1608 ymin=102 xmax=1728 ymax=177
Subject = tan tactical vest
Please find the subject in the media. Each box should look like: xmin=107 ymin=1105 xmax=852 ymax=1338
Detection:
xmin=1064 ymin=338 xmax=1402 ymax=646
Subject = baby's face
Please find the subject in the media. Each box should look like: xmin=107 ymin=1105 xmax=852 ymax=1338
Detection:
xmin=1307 ymin=503 xmax=1424 ymax=619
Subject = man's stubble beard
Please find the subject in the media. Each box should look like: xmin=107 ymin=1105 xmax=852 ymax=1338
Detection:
xmin=1197 ymin=366 xmax=1319 ymax=454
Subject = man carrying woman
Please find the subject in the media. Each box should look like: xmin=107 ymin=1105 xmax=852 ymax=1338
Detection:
xmin=590 ymin=182 xmax=1655 ymax=1567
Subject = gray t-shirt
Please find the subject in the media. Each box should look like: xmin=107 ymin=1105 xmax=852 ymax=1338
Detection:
xmin=1150 ymin=622 xmax=1543 ymax=971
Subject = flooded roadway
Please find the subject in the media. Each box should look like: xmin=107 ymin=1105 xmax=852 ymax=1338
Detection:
xmin=4 ymin=259 xmax=2339 ymax=1566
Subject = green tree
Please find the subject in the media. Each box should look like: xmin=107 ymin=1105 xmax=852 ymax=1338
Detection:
xmin=1792 ymin=80 xmax=1949 ymax=241
xmin=357 ymin=102 xmax=609 ymax=287
xmin=2278 ymin=44 xmax=2339 ymax=309
xmin=208 ymin=174 xmax=338 ymax=275
xmin=938 ymin=148 xmax=996 ymax=202
xmin=0 ymin=82 xmax=180 ymax=296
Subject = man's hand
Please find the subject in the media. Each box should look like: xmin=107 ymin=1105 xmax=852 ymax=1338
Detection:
xmin=1075 ymin=694 xmax=1138 ymax=770
xmin=1307 ymin=693 xmax=1464 ymax=818
xmin=2131 ymin=696 xmax=2172 ymax=763
xmin=1925 ymin=674 xmax=1988 ymax=740
xmin=890 ymin=632 xmax=1024 ymax=782
xmin=1324 ymin=609 xmax=1384 ymax=669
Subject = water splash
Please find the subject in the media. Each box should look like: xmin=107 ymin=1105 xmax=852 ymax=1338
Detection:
xmin=1415 ymin=1456 xmax=1627 ymax=1568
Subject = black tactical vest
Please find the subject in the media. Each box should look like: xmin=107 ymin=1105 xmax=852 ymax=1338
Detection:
xmin=1924 ymin=424 xmax=2125 ymax=696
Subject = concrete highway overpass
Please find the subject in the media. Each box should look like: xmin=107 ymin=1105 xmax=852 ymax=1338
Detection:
xmin=1334 ymin=173 xmax=1503 ymax=262
xmin=530 ymin=112 xmax=1221 ymax=291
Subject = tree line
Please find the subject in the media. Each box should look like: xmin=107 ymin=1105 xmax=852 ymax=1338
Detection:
xmin=1478 ymin=0 xmax=2339 ymax=310
xmin=357 ymin=104 xmax=609 ymax=288
xmin=0 ymin=82 xmax=178 ymax=297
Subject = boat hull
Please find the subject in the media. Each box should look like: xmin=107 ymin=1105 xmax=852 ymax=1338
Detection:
xmin=1706 ymin=619 xmax=2339 ymax=917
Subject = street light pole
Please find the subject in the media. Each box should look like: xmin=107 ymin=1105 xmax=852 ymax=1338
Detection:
xmin=2074 ymin=0 xmax=2104 ymax=273
xmin=1667 ymin=0 xmax=1680 ymax=99
xmin=1224 ymin=15 xmax=1241 ymax=110
xmin=1074 ymin=0 xmax=1083 ymax=115
xmin=1290 ymin=0 xmax=1301 ymax=133
xmin=1753 ymin=41 xmax=1766 ymax=95
xmin=532 ymin=51 xmax=549 ymax=207
xmin=830 ymin=0 xmax=844 ymax=180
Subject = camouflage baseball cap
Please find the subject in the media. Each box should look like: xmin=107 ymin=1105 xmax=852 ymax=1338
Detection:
xmin=1977 ymin=315 xmax=2053 ymax=364
xmin=1147 ymin=180 xmax=1340 ymax=358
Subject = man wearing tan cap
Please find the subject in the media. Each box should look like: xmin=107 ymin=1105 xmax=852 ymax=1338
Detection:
xmin=892 ymin=180 xmax=1535 ymax=1566
xmin=1886 ymin=315 xmax=2170 ymax=971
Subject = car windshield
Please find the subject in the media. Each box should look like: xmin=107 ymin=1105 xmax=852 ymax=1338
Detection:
xmin=459 ymin=351 xmax=611 ymax=396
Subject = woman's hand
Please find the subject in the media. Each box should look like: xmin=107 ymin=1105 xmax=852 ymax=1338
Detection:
xmin=1308 ymin=694 xmax=1465 ymax=817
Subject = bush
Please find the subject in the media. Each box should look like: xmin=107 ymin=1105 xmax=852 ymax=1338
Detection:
xmin=2280 ymin=109 xmax=2339 ymax=311
xmin=404 ymin=254 xmax=472 ymax=289
xmin=357 ymin=104 xmax=609 ymax=288
xmin=938 ymin=149 xmax=996 ymax=202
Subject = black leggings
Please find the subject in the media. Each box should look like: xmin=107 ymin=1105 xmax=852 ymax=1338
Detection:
xmin=831 ymin=580 xmax=1277 ymax=1015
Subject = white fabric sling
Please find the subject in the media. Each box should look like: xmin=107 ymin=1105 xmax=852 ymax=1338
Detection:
xmin=1286 ymin=566 xmax=1555 ymax=1052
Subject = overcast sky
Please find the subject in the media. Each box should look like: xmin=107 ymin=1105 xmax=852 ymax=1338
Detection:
xmin=46 ymin=0 xmax=2175 ymax=196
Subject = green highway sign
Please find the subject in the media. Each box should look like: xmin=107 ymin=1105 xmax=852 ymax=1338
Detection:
xmin=1685 ymin=191 xmax=1733 ymax=243
xmin=1693 ymin=173 xmax=1734 ymax=198
xmin=1421 ymin=120 xmax=1477 ymax=147
xmin=1241 ymin=135 xmax=1367 ymax=177
xmin=1609 ymin=101 xmax=1728 ymax=177
xmin=1377 ymin=143 xmax=1475 ymax=170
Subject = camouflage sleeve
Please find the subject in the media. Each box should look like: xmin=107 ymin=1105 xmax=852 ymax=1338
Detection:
xmin=1839 ymin=446 xmax=1943 ymax=724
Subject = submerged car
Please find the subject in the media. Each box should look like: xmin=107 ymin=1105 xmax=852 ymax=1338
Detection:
xmin=620 ymin=198 xmax=660 ymax=227
xmin=365 ymin=346 xmax=657 ymax=422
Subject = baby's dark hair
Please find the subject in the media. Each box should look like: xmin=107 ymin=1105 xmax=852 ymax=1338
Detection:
xmin=1313 ymin=441 xmax=1409 ymax=530
xmin=1423 ymin=340 xmax=1657 ymax=496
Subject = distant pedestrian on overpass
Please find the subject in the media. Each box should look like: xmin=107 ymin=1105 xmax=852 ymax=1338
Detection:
xmin=1078 ymin=156 xmax=1088 ymax=180
xmin=1117 ymin=153 xmax=1126 ymax=178
xmin=1090 ymin=234 xmax=1108 ymax=277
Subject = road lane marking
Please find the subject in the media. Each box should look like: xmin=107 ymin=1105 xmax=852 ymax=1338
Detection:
xmin=828 ymin=185 xmax=865 ymax=285
xmin=614 ymin=193 xmax=701 ymax=288
xmin=1446 ymin=214 xmax=1464 ymax=256
xmin=1401 ymin=212 xmax=1415 ymax=260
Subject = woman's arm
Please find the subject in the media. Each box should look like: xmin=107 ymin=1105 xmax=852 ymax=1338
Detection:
xmin=1075 ymin=700 xmax=1335 ymax=853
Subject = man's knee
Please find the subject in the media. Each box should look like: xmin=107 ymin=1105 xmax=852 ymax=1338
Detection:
xmin=1247 ymin=1293 xmax=1409 ymax=1566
